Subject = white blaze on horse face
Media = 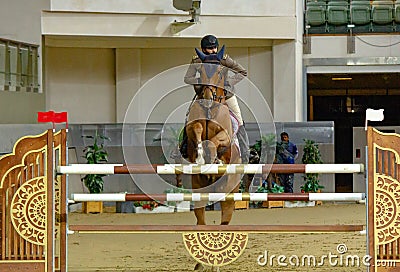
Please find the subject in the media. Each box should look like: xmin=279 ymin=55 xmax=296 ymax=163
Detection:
xmin=196 ymin=143 xmax=205 ymax=164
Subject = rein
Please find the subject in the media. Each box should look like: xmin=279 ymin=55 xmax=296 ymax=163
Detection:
xmin=202 ymin=85 xmax=226 ymax=103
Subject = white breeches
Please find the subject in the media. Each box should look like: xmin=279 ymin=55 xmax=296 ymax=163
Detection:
xmin=226 ymin=95 xmax=243 ymax=126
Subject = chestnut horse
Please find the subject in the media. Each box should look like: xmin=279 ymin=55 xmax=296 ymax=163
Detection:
xmin=185 ymin=47 xmax=241 ymax=226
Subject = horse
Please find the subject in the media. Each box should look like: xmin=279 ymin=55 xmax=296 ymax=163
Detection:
xmin=185 ymin=46 xmax=242 ymax=226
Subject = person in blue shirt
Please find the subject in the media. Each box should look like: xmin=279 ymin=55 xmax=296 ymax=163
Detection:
xmin=276 ymin=132 xmax=298 ymax=193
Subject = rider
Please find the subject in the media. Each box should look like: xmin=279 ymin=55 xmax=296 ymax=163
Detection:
xmin=183 ymin=34 xmax=249 ymax=162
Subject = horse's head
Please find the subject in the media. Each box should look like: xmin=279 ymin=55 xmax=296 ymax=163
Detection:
xmin=195 ymin=46 xmax=227 ymax=104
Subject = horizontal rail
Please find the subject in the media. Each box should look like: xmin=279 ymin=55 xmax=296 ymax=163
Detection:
xmin=68 ymin=224 xmax=365 ymax=233
xmin=70 ymin=193 xmax=366 ymax=202
xmin=58 ymin=163 xmax=364 ymax=175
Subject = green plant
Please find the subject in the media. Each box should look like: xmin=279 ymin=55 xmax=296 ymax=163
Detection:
xmin=252 ymin=183 xmax=284 ymax=207
xmin=301 ymin=139 xmax=324 ymax=193
xmin=269 ymin=183 xmax=285 ymax=193
xmin=250 ymin=133 xmax=276 ymax=163
xmin=81 ymin=131 xmax=110 ymax=193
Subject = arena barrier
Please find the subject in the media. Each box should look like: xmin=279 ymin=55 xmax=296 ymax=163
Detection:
xmin=0 ymin=127 xmax=396 ymax=271
xmin=70 ymin=192 xmax=366 ymax=202
xmin=0 ymin=129 xmax=67 ymax=272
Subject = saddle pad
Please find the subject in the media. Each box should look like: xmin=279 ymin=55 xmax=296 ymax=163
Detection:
xmin=230 ymin=111 xmax=240 ymax=155
xmin=230 ymin=110 xmax=239 ymax=136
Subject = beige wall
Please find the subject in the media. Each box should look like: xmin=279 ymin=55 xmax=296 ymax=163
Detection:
xmin=46 ymin=44 xmax=273 ymax=123
xmin=0 ymin=92 xmax=45 ymax=124
xmin=42 ymin=0 xmax=300 ymax=122
xmin=0 ymin=0 xmax=302 ymax=123
xmin=50 ymin=0 xmax=295 ymax=17
xmin=273 ymin=41 xmax=299 ymax=122
xmin=303 ymin=35 xmax=400 ymax=59
xmin=0 ymin=0 xmax=49 ymax=45
xmin=45 ymin=47 xmax=116 ymax=123
xmin=42 ymin=12 xmax=296 ymax=40
xmin=0 ymin=0 xmax=49 ymax=124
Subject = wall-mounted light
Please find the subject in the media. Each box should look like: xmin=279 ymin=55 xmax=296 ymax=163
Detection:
xmin=173 ymin=0 xmax=201 ymax=22
xmin=332 ymin=77 xmax=352 ymax=81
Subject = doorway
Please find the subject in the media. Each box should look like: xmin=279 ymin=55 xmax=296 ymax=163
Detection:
xmin=307 ymin=72 xmax=400 ymax=192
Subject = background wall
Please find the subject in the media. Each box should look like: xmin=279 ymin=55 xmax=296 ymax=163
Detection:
xmin=0 ymin=0 xmax=48 ymax=44
xmin=50 ymin=0 xmax=295 ymax=16
xmin=42 ymin=0 xmax=300 ymax=122
xmin=0 ymin=0 xmax=49 ymax=123
xmin=45 ymin=47 xmax=116 ymax=123
xmin=0 ymin=92 xmax=45 ymax=124
xmin=46 ymin=44 xmax=273 ymax=124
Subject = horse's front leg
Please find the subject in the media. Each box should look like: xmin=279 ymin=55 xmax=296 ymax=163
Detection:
xmin=192 ymin=122 xmax=205 ymax=164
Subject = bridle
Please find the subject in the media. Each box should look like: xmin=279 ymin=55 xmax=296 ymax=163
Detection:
xmin=201 ymin=85 xmax=227 ymax=104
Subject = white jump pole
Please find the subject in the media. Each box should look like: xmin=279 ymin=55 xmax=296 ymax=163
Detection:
xmin=58 ymin=163 xmax=364 ymax=175
xmin=59 ymin=164 xmax=124 ymax=174
xmin=70 ymin=192 xmax=366 ymax=202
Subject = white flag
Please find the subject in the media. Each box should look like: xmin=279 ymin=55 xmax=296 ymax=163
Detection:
xmin=366 ymin=108 xmax=384 ymax=122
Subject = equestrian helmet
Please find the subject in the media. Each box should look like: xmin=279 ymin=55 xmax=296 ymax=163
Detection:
xmin=201 ymin=35 xmax=219 ymax=49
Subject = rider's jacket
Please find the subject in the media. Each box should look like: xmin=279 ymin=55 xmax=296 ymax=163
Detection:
xmin=184 ymin=53 xmax=247 ymax=98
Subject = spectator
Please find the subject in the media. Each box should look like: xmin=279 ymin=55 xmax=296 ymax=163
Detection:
xmin=276 ymin=132 xmax=298 ymax=193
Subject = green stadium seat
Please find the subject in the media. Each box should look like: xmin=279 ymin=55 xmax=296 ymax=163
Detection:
xmin=395 ymin=1 xmax=400 ymax=31
xmin=326 ymin=1 xmax=349 ymax=33
xmin=371 ymin=0 xmax=394 ymax=32
xmin=305 ymin=1 xmax=327 ymax=33
xmin=327 ymin=1 xmax=349 ymax=25
xmin=350 ymin=0 xmax=371 ymax=32
xmin=394 ymin=1 xmax=400 ymax=22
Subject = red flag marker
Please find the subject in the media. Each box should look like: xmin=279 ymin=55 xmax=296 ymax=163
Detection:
xmin=37 ymin=111 xmax=68 ymax=129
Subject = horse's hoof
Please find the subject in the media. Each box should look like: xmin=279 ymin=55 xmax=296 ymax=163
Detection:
xmin=194 ymin=263 xmax=204 ymax=271
xmin=194 ymin=264 xmax=219 ymax=272
xmin=214 ymin=158 xmax=223 ymax=164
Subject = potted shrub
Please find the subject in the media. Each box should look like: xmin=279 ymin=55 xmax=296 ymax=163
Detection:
xmin=251 ymin=133 xmax=276 ymax=163
xmin=301 ymin=139 xmax=324 ymax=193
xmin=255 ymin=183 xmax=285 ymax=209
xmin=242 ymin=133 xmax=276 ymax=194
xmin=81 ymin=131 xmax=110 ymax=213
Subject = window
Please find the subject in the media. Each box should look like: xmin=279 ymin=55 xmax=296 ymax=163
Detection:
xmin=0 ymin=38 xmax=40 ymax=92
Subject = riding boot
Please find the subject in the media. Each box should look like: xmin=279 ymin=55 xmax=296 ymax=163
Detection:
xmin=179 ymin=128 xmax=188 ymax=159
xmin=237 ymin=125 xmax=249 ymax=163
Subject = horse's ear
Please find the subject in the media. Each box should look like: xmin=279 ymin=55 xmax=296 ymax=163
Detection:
xmin=217 ymin=45 xmax=225 ymax=61
xmin=195 ymin=48 xmax=206 ymax=62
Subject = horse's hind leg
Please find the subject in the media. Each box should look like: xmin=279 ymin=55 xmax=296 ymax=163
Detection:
xmin=219 ymin=200 xmax=235 ymax=225
xmin=220 ymin=174 xmax=240 ymax=225
xmin=194 ymin=204 xmax=207 ymax=225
